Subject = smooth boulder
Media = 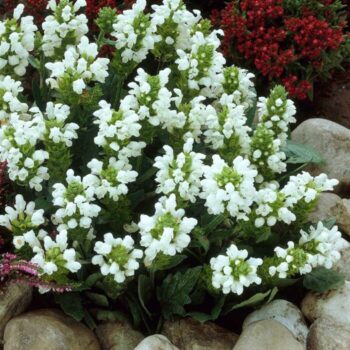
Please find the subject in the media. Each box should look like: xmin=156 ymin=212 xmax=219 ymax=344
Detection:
xmin=163 ymin=317 xmax=239 ymax=350
xmin=134 ymin=335 xmax=179 ymax=350
xmin=292 ymin=118 xmax=350 ymax=195
xmin=3 ymin=309 xmax=100 ymax=350
xmin=242 ymin=299 xmax=308 ymax=345
xmin=233 ymin=319 xmax=304 ymax=350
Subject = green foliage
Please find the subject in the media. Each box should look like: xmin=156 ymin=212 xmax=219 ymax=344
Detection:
xmin=303 ymin=267 xmax=345 ymax=293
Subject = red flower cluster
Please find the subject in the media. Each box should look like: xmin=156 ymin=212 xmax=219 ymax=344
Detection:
xmin=212 ymin=0 xmax=349 ymax=100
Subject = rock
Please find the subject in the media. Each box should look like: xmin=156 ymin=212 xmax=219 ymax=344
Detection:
xmin=0 ymin=283 xmax=32 ymax=337
xmin=301 ymin=281 xmax=350 ymax=325
xmin=242 ymin=299 xmax=308 ymax=345
xmin=309 ymin=193 xmax=350 ymax=236
xmin=134 ymin=335 xmax=179 ymax=350
xmin=292 ymin=118 xmax=350 ymax=195
xmin=95 ymin=321 xmax=144 ymax=350
xmin=163 ymin=317 xmax=239 ymax=350
xmin=307 ymin=317 xmax=350 ymax=350
xmin=3 ymin=309 xmax=100 ymax=350
xmin=233 ymin=319 xmax=303 ymax=350
xmin=334 ymin=247 xmax=350 ymax=280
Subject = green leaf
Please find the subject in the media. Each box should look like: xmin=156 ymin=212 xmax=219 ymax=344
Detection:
xmin=283 ymin=140 xmax=324 ymax=164
xmin=303 ymin=267 xmax=345 ymax=293
xmin=85 ymin=292 xmax=109 ymax=307
xmin=322 ymin=218 xmax=337 ymax=229
xmin=223 ymin=288 xmax=278 ymax=315
xmin=138 ymin=275 xmax=153 ymax=317
xmin=157 ymin=266 xmax=202 ymax=319
xmin=95 ymin=309 xmax=129 ymax=323
xmin=55 ymin=293 xmax=84 ymax=321
xmin=28 ymin=55 xmax=40 ymax=69
xmin=204 ymin=214 xmax=226 ymax=234
xmin=187 ymin=295 xmax=226 ymax=323
xmin=32 ymin=77 xmax=46 ymax=111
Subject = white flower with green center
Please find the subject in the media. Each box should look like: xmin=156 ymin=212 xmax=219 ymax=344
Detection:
xmin=204 ymin=93 xmax=251 ymax=158
xmin=93 ymin=100 xmax=146 ymax=160
xmin=0 ymin=76 xmax=28 ymax=121
xmin=221 ymin=66 xmax=256 ymax=110
xmin=138 ymin=194 xmax=197 ymax=266
xmin=210 ymin=244 xmax=263 ymax=295
xmin=92 ymin=233 xmax=143 ymax=283
xmin=299 ymin=222 xmax=348 ymax=269
xmin=0 ymin=4 xmax=37 ymax=77
xmin=257 ymin=85 xmax=296 ymax=145
xmin=46 ymin=36 xmax=109 ymax=95
xmin=13 ymin=229 xmax=48 ymax=250
xmin=127 ymin=68 xmax=173 ymax=127
xmin=175 ymin=29 xmax=225 ymax=96
xmin=253 ymin=185 xmax=296 ymax=228
xmin=151 ymin=0 xmax=201 ymax=61
xmin=200 ymin=155 xmax=257 ymax=219
xmin=154 ymin=138 xmax=205 ymax=203
xmin=111 ymin=0 xmax=160 ymax=66
xmin=249 ymin=125 xmax=287 ymax=182
xmin=52 ymin=169 xmax=101 ymax=235
xmin=87 ymin=157 xmax=138 ymax=201
xmin=31 ymin=229 xmax=81 ymax=276
xmin=282 ymin=172 xmax=339 ymax=207
xmin=0 ymin=194 xmax=45 ymax=235
xmin=0 ymin=113 xmax=49 ymax=191
xmin=42 ymin=0 xmax=88 ymax=58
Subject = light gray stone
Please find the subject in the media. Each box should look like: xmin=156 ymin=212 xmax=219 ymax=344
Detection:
xmin=292 ymin=118 xmax=350 ymax=195
xmin=307 ymin=317 xmax=350 ymax=350
xmin=233 ymin=319 xmax=304 ymax=350
xmin=243 ymin=299 xmax=308 ymax=345
xmin=134 ymin=335 xmax=179 ymax=350
xmin=3 ymin=309 xmax=100 ymax=350
xmin=95 ymin=321 xmax=144 ymax=350
xmin=163 ymin=317 xmax=239 ymax=350
xmin=0 ymin=283 xmax=32 ymax=337
xmin=301 ymin=281 xmax=350 ymax=325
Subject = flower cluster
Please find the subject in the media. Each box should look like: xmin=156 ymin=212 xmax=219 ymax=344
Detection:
xmin=0 ymin=0 xmax=346 ymax=322
xmin=212 ymin=0 xmax=350 ymax=99
xmin=46 ymin=36 xmax=109 ymax=99
xmin=0 ymin=4 xmax=37 ymax=77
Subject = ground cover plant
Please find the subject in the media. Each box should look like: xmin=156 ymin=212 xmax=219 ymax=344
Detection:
xmin=0 ymin=0 xmax=347 ymax=332
xmin=212 ymin=0 xmax=350 ymax=100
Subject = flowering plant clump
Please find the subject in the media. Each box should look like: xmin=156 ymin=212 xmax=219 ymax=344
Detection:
xmin=0 ymin=0 xmax=348 ymax=331
xmin=212 ymin=0 xmax=350 ymax=100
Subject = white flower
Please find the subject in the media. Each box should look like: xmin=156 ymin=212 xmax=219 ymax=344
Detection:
xmin=51 ymin=169 xmax=101 ymax=233
xmin=200 ymin=155 xmax=257 ymax=220
xmin=46 ymin=36 xmax=109 ymax=95
xmin=0 ymin=76 xmax=28 ymax=121
xmin=204 ymin=93 xmax=251 ymax=153
xmin=111 ymin=0 xmax=160 ymax=65
xmin=210 ymin=244 xmax=262 ymax=295
xmin=93 ymin=100 xmax=146 ymax=160
xmin=154 ymin=138 xmax=205 ymax=203
xmin=175 ymin=29 xmax=225 ymax=97
xmin=138 ymin=194 xmax=197 ymax=266
xmin=87 ymin=157 xmax=138 ymax=201
xmin=0 ymin=114 xmax=49 ymax=191
xmin=92 ymin=233 xmax=143 ymax=283
xmin=42 ymin=0 xmax=88 ymax=58
xmin=31 ymin=230 xmax=81 ymax=275
xmin=0 ymin=5 xmax=37 ymax=77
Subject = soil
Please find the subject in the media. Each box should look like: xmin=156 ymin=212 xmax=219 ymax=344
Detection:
xmin=297 ymin=64 xmax=350 ymax=130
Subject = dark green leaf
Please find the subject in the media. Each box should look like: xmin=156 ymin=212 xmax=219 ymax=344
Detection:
xmin=223 ymin=288 xmax=278 ymax=314
xmin=303 ymin=267 xmax=345 ymax=293
xmin=85 ymin=292 xmax=109 ymax=307
xmin=138 ymin=275 xmax=153 ymax=317
xmin=83 ymin=309 xmax=97 ymax=330
xmin=55 ymin=293 xmax=84 ymax=321
xmin=157 ymin=266 xmax=202 ymax=319
xmin=28 ymin=55 xmax=40 ymax=69
xmin=187 ymin=295 xmax=225 ymax=323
